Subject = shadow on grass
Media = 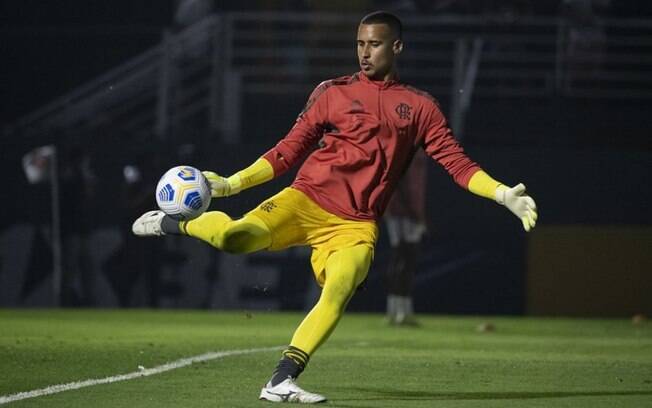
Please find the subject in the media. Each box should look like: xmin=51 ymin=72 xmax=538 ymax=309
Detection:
xmin=329 ymin=387 xmax=652 ymax=405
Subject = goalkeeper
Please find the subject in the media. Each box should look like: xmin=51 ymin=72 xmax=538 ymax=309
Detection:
xmin=133 ymin=10 xmax=537 ymax=404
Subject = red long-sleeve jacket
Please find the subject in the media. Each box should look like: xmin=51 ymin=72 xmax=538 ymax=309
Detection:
xmin=263 ymin=72 xmax=480 ymax=221
xmin=385 ymin=149 xmax=428 ymax=222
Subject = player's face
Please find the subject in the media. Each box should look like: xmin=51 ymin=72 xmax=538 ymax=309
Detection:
xmin=357 ymin=23 xmax=402 ymax=81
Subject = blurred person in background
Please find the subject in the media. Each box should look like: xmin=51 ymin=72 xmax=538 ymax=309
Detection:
xmin=384 ymin=150 xmax=427 ymax=326
xmin=59 ymin=143 xmax=97 ymax=306
xmin=114 ymin=152 xmax=165 ymax=307
xmin=133 ymin=11 xmax=537 ymax=403
xmin=561 ymin=0 xmax=609 ymax=87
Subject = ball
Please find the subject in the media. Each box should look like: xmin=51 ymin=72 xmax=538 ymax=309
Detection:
xmin=155 ymin=165 xmax=211 ymax=220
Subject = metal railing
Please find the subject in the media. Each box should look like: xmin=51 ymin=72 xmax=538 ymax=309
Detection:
xmin=5 ymin=16 xmax=223 ymax=142
xmin=5 ymin=12 xmax=652 ymax=142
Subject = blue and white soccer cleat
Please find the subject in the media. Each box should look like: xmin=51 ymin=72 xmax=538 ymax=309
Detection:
xmin=259 ymin=377 xmax=327 ymax=404
xmin=132 ymin=210 xmax=166 ymax=237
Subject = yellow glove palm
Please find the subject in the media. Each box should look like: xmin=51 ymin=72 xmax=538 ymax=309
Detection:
xmin=468 ymin=171 xmax=538 ymax=232
xmin=496 ymin=184 xmax=538 ymax=232
xmin=202 ymin=171 xmax=238 ymax=197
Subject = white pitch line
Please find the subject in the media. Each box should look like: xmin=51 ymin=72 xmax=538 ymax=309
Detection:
xmin=0 ymin=345 xmax=283 ymax=405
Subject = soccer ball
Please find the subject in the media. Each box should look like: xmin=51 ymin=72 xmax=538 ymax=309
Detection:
xmin=155 ymin=165 xmax=211 ymax=220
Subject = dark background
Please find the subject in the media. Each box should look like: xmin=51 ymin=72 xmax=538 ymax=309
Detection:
xmin=4 ymin=0 xmax=652 ymax=126
xmin=1 ymin=1 xmax=650 ymax=315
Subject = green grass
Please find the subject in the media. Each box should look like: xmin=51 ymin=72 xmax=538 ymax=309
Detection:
xmin=1 ymin=309 xmax=651 ymax=407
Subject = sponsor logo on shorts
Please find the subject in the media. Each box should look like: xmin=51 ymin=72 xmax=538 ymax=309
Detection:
xmin=260 ymin=201 xmax=277 ymax=213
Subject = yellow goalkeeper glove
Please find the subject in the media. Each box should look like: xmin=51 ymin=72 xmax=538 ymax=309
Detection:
xmin=202 ymin=158 xmax=274 ymax=198
xmin=468 ymin=170 xmax=538 ymax=232
xmin=496 ymin=183 xmax=538 ymax=232
xmin=202 ymin=171 xmax=236 ymax=197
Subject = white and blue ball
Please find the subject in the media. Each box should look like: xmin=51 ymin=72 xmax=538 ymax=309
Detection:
xmin=155 ymin=165 xmax=211 ymax=220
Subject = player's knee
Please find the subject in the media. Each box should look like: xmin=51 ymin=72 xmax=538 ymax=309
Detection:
xmin=209 ymin=215 xmax=270 ymax=253
xmin=220 ymin=229 xmax=251 ymax=254
xmin=220 ymin=228 xmax=267 ymax=254
xmin=322 ymin=275 xmax=357 ymax=307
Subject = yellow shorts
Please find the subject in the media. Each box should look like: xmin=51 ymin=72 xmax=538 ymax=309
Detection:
xmin=246 ymin=187 xmax=378 ymax=286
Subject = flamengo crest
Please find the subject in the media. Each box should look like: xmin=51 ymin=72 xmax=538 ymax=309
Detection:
xmin=395 ymin=103 xmax=412 ymax=120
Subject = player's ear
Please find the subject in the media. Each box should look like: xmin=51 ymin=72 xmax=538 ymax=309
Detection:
xmin=393 ymin=39 xmax=403 ymax=55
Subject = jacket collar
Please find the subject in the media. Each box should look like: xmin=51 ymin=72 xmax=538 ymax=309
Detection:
xmin=358 ymin=71 xmax=400 ymax=89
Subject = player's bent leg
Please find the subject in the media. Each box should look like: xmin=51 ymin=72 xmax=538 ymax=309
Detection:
xmin=291 ymin=244 xmax=372 ymax=354
xmin=260 ymin=245 xmax=372 ymax=403
xmin=181 ymin=211 xmax=272 ymax=254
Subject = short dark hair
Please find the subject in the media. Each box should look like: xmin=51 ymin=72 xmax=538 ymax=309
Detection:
xmin=360 ymin=11 xmax=402 ymax=40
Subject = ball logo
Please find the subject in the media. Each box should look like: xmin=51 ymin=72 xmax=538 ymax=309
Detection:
xmin=158 ymin=184 xmax=175 ymax=202
xmin=177 ymin=167 xmax=197 ymax=181
xmin=184 ymin=191 xmax=203 ymax=210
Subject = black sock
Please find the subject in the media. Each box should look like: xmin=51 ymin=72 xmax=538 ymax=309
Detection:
xmin=270 ymin=346 xmax=310 ymax=386
xmin=161 ymin=215 xmax=183 ymax=235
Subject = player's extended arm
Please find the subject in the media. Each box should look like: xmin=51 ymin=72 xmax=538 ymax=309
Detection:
xmin=201 ymin=80 xmax=328 ymax=198
xmin=202 ymin=157 xmax=274 ymax=197
xmin=467 ymin=170 xmax=538 ymax=232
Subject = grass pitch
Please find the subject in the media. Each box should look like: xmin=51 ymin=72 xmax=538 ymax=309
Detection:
xmin=1 ymin=309 xmax=651 ymax=407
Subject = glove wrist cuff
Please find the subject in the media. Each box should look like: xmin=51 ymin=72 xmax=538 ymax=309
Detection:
xmin=226 ymin=174 xmax=242 ymax=195
xmin=495 ymin=184 xmax=507 ymax=205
